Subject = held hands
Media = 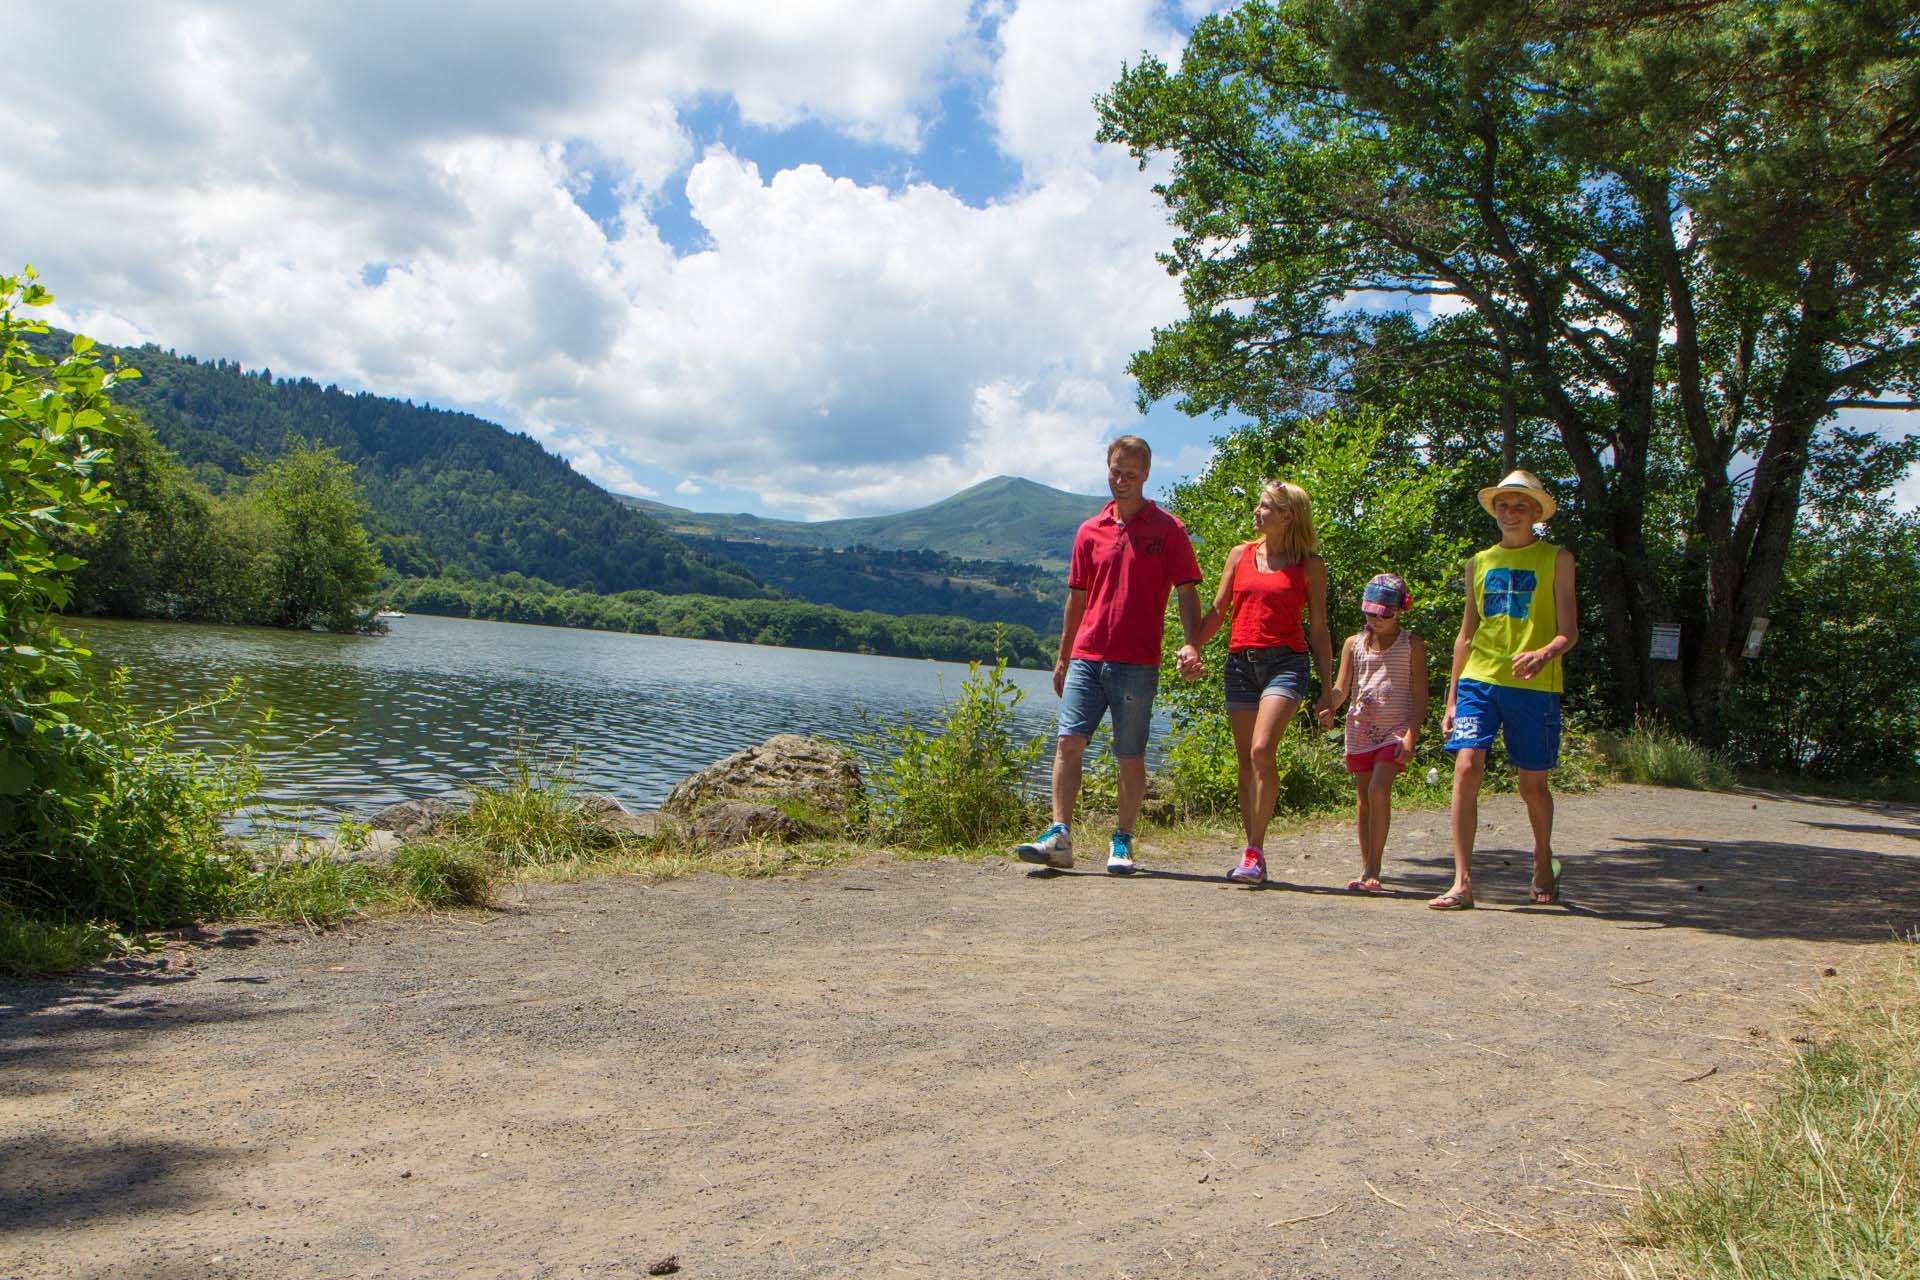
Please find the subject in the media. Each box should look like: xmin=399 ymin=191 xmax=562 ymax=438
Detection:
xmin=1312 ymin=693 xmax=1338 ymax=730
xmin=1175 ymin=644 xmax=1204 ymax=681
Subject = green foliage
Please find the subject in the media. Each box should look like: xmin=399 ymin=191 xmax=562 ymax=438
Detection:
xmin=1598 ymin=717 xmax=1737 ymax=791
xmin=1158 ymin=407 xmax=1468 ymax=815
xmin=0 ymin=908 xmax=116 ymax=976
xmin=0 ymin=273 xmax=267 ymax=942
xmin=1 ymin=674 xmax=258 ymax=931
xmin=383 ymin=570 xmax=1053 ymax=666
xmin=1619 ymin=945 xmax=1920 ymax=1279
xmin=863 ymin=660 xmax=1046 ymax=850
xmin=1097 ymin=0 xmax=1920 ymax=743
xmin=1 ymin=269 xmax=130 ymax=790
xmin=78 ymin=337 xmax=770 ymax=599
xmin=245 ymin=438 xmax=385 ymax=632
xmin=236 ymin=842 xmax=385 ymax=927
xmin=62 ymin=421 xmax=391 ymax=633
xmin=1163 ymin=711 xmax=1351 ymax=819
xmin=388 ymin=842 xmax=500 ymax=908
xmin=682 ymin=537 xmax=1068 ymax=635
xmin=447 ymin=748 xmax=622 ymax=868
xmin=1723 ymin=506 xmax=1920 ymax=779
xmin=631 ymin=475 xmax=1100 ymax=568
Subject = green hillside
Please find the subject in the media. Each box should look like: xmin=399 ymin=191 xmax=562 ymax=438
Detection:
xmin=679 ymin=538 xmax=1068 ymax=634
xmin=622 ymin=475 xmax=1105 ymax=568
xmin=79 ymin=340 xmax=769 ymax=599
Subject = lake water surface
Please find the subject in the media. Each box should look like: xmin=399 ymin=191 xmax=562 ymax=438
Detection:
xmin=71 ymin=614 xmax=1087 ymax=830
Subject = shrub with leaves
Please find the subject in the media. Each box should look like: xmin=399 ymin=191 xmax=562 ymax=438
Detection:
xmin=0 ymin=269 xmax=256 ymax=937
xmin=863 ymin=660 xmax=1046 ymax=850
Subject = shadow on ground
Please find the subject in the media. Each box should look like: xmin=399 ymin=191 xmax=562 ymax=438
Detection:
xmin=0 ymin=965 xmax=290 ymax=1098
xmin=1034 ymin=826 xmax=1920 ymax=946
xmin=0 ymin=1134 xmax=229 ymax=1236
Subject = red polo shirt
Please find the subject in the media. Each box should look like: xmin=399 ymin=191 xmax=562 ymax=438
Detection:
xmin=1067 ymin=500 xmax=1202 ymax=666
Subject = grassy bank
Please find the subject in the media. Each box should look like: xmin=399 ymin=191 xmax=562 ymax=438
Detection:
xmin=1611 ymin=941 xmax=1920 ymax=1278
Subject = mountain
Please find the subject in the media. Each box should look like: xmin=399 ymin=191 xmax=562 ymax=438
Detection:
xmin=81 ymin=342 xmax=769 ymax=599
xmin=676 ymin=537 xmax=1068 ymax=635
xmin=621 ymin=475 xmax=1106 ymax=567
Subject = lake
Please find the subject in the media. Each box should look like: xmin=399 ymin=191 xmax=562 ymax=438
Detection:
xmin=70 ymin=614 xmax=1104 ymax=831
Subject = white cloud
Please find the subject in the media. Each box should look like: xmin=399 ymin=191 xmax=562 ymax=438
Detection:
xmin=988 ymin=0 xmax=1188 ymax=176
xmin=2 ymin=1 xmax=1197 ymax=518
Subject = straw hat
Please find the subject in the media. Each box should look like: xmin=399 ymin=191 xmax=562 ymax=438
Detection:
xmin=1477 ymin=469 xmax=1557 ymax=522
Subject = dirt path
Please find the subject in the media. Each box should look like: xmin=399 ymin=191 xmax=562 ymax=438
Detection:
xmin=5 ymin=785 xmax=1917 ymax=1280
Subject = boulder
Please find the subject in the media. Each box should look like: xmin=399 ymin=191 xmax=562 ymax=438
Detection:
xmin=686 ymin=800 xmax=809 ymax=848
xmin=369 ymin=797 xmax=462 ymax=840
xmin=272 ymin=826 xmax=404 ymax=867
xmin=1139 ymin=772 xmax=1180 ymax=827
xmin=663 ymin=735 xmax=863 ymax=838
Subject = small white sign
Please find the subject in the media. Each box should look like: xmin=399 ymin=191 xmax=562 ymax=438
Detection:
xmin=1649 ymin=624 xmax=1681 ymax=661
xmin=1743 ymin=616 xmax=1768 ymax=660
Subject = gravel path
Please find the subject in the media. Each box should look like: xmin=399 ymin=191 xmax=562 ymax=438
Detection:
xmin=5 ymin=784 xmax=1917 ymax=1279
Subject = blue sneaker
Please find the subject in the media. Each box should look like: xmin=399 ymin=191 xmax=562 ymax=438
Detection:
xmin=1107 ymin=831 xmax=1137 ymax=875
xmin=1015 ymin=823 xmax=1073 ymax=869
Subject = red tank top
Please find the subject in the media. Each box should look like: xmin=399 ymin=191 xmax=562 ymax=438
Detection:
xmin=1228 ymin=542 xmax=1308 ymax=651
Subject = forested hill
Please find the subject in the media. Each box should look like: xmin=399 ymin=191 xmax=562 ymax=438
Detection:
xmin=75 ymin=339 xmax=769 ymax=599
xmin=624 ymin=475 xmax=1105 ymax=568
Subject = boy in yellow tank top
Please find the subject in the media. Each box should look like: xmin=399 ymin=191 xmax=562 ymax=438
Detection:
xmin=1431 ymin=470 xmax=1579 ymax=910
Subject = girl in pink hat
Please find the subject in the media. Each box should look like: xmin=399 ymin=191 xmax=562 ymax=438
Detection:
xmin=1319 ymin=574 xmax=1428 ymax=892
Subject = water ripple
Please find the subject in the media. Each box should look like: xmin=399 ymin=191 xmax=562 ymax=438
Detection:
xmin=74 ymin=614 xmax=1134 ymax=833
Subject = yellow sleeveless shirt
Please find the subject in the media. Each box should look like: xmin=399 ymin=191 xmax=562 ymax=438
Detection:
xmin=1462 ymin=541 xmax=1562 ymax=693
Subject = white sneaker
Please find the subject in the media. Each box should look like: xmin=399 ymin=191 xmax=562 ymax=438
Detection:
xmin=1106 ymin=831 xmax=1136 ymax=875
xmin=1015 ymin=823 xmax=1073 ymax=869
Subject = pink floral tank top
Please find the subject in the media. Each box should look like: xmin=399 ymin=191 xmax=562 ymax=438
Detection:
xmin=1345 ymin=630 xmax=1418 ymax=753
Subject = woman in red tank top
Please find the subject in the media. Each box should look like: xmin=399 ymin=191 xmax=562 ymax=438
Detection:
xmin=1184 ymin=481 xmax=1333 ymax=884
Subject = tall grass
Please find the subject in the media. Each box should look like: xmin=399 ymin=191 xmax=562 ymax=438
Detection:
xmin=446 ymin=748 xmax=624 ymax=867
xmin=1614 ymin=944 xmax=1920 ymax=1278
xmin=1600 ymin=717 xmax=1737 ymax=790
xmin=0 ymin=910 xmax=118 ymax=977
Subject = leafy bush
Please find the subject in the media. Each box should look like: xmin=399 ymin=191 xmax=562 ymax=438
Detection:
xmin=1720 ymin=507 xmax=1920 ymax=780
xmin=0 ymin=274 xmax=264 ymax=936
xmin=6 ymin=676 xmax=260 ymax=931
xmin=863 ymin=660 xmax=1046 ymax=850
xmin=1164 ymin=712 xmax=1352 ymax=819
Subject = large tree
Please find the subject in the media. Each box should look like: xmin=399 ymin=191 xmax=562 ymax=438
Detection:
xmin=1099 ymin=0 xmax=1920 ymax=738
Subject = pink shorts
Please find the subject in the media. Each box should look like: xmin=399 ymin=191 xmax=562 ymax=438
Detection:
xmin=1345 ymin=742 xmax=1404 ymax=775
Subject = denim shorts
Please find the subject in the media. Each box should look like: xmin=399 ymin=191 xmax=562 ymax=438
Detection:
xmin=1444 ymin=677 xmax=1561 ymax=771
xmin=1057 ymin=659 xmax=1159 ymax=759
xmin=1224 ymin=646 xmax=1311 ymax=712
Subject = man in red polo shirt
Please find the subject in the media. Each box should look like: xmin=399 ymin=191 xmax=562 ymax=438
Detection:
xmin=1016 ymin=435 xmax=1203 ymax=874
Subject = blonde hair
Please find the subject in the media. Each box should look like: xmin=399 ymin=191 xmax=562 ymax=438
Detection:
xmin=1263 ymin=480 xmax=1319 ymax=561
xmin=1107 ymin=435 xmax=1152 ymax=467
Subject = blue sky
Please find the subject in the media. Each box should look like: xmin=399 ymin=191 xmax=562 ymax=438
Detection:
xmin=2 ymin=1 xmax=1910 ymax=517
